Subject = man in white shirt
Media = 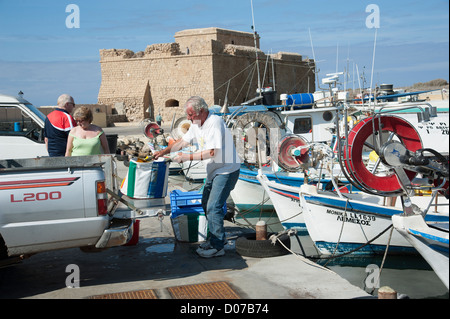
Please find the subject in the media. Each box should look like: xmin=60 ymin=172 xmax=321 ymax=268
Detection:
xmin=154 ymin=96 xmax=241 ymax=258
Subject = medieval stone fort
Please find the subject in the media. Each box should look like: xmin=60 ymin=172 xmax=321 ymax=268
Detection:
xmin=98 ymin=27 xmax=315 ymax=123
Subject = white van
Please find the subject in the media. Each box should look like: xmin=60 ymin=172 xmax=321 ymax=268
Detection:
xmin=0 ymin=94 xmax=48 ymax=159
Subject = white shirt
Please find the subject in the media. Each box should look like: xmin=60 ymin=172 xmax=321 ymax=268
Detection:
xmin=182 ymin=113 xmax=241 ymax=179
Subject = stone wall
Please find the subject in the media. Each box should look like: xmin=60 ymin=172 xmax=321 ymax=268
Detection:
xmin=40 ymin=104 xmax=112 ymax=127
xmin=98 ymin=27 xmax=315 ymax=123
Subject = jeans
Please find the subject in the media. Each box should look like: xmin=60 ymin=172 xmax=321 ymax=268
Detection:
xmin=201 ymin=169 xmax=240 ymax=250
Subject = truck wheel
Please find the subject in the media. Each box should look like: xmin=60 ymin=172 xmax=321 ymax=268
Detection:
xmin=235 ymin=232 xmax=290 ymax=258
xmin=0 ymin=236 xmax=8 ymax=259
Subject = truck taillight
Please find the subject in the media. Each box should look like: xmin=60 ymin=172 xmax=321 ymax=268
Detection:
xmin=96 ymin=181 xmax=108 ymax=216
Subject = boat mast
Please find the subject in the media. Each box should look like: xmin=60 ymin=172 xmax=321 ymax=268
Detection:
xmin=251 ymin=0 xmax=262 ymax=96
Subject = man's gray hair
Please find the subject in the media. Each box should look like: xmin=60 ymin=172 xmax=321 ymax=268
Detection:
xmin=185 ymin=96 xmax=208 ymax=115
xmin=57 ymin=94 xmax=74 ymax=107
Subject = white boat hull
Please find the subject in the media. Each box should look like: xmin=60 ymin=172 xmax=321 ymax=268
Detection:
xmin=299 ymin=185 xmax=449 ymax=256
xmin=257 ymin=173 xmax=306 ymax=232
xmin=231 ymin=174 xmax=273 ymax=211
xmin=230 ymin=169 xmax=285 ymax=232
xmin=393 ymin=214 xmax=449 ymax=289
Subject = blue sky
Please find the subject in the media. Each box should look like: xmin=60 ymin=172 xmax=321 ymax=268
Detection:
xmin=0 ymin=0 xmax=448 ymax=107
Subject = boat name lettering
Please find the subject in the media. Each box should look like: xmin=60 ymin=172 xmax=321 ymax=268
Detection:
xmin=326 ymin=209 xmax=375 ymax=226
xmin=417 ymin=122 xmax=449 ymax=135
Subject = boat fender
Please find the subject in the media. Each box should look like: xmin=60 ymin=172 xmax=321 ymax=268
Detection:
xmin=235 ymin=232 xmax=290 ymax=258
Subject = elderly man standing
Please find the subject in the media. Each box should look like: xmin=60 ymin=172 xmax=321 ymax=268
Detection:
xmin=44 ymin=94 xmax=77 ymax=157
xmin=154 ymin=96 xmax=241 ymax=258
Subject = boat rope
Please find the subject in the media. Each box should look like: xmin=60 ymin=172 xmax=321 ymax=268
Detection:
xmin=230 ymin=63 xmax=257 ymax=106
xmin=365 ymin=225 xmax=394 ymax=295
xmin=231 ymin=192 xmax=305 ymax=229
xmin=288 ymin=67 xmax=315 ymax=94
xmin=214 ymin=61 xmax=257 ymax=92
xmin=244 ymin=65 xmax=257 ymax=103
xmin=323 ymin=198 xmax=349 ymax=266
xmin=271 ymin=231 xmax=335 ymax=273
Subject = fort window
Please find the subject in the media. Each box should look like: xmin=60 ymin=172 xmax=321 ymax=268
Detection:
xmin=165 ymin=99 xmax=180 ymax=108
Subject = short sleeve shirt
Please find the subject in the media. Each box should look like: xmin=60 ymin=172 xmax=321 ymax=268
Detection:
xmin=182 ymin=113 xmax=241 ymax=179
xmin=44 ymin=108 xmax=76 ymax=156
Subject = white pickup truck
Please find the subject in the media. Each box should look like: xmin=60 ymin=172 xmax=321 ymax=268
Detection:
xmin=0 ymin=155 xmax=139 ymax=265
xmin=0 ymin=94 xmax=167 ymax=266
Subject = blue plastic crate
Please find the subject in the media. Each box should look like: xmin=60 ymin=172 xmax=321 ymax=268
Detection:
xmin=169 ymin=190 xmax=227 ymax=218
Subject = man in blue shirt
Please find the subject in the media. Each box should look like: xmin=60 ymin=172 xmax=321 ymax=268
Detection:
xmin=44 ymin=94 xmax=77 ymax=156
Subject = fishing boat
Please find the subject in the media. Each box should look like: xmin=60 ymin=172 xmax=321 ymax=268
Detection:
xmin=300 ymin=99 xmax=450 ymax=290
xmin=299 ymin=184 xmax=448 ymax=255
xmin=229 ymin=86 xmax=449 ymax=228
xmin=256 ymin=96 xmax=449 ymax=257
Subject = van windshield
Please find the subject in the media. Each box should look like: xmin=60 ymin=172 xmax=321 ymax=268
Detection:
xmin=25 ymin=103 xmax=46 ymax=122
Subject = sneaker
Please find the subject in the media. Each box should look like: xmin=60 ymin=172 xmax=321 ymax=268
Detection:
xmin=198 ymin=241 xmax=213 ymax=250
xmin=198 ymin=239 xmax=227 ymax=251
xmin=197 ymin=247 xmax=225 ymax=258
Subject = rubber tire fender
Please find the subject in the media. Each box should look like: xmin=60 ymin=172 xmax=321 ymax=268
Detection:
xmin=235 ymin=232 xmax=291 ymax=258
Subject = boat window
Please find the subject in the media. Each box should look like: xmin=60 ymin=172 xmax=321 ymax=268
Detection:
xmin=293 ymin=117 xmax=312 ymax=134
xmin=323 ymin=111 xmax=333 ymax=122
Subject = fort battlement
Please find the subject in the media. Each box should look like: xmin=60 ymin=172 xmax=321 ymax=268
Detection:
xmin=98 ymin=27 xmax=314 ymax=122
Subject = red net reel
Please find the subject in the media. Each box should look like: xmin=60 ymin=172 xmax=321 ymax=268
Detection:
xmin=277 ymin=135 xmax=309 ymax=171
xmin=143 ymin=122 xmax=163 ymax=139
xmin=343 ymin=115 xmax=423 ymax=194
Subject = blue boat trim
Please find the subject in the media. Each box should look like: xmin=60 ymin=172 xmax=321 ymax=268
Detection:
xmin=239 ymin=166 xmax=335 ymax=187
xmin=238 ymin=175 xmax=260 ymax=184
xmin=281 ymin=222 xmax=307 ymax=229
xmin=315 ymin=241 xmax=417 ymax=255
xmin=407 ymin=228 xmax=450 ymax=245
xmin=239 ymin=171 xmax=305 ymax=187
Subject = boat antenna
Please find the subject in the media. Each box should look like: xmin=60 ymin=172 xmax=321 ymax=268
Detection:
xmin=369 ymin=28 xmax=378 ymax=108
xmin=251 ymin=0 xmax=262 ymax=96
xmin=309 ymin=28 xmax=320 ymax=91
xmin=336 ymin=42 xmax=339 ymax=74
xmin=271 ymin=50 xmax=276 ymax=91
xmin=355 ymin=64 xmax=364 ymax=105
